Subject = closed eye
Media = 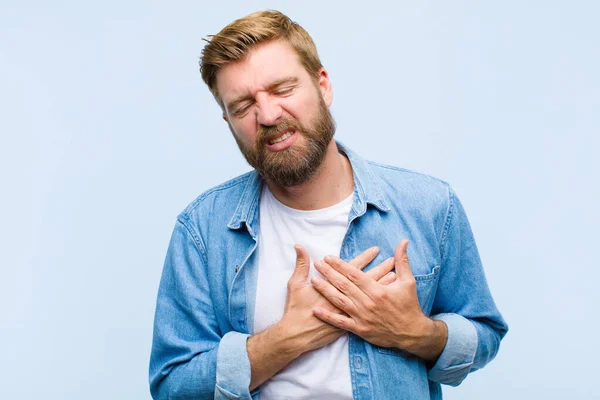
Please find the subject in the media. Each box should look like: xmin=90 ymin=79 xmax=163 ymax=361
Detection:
xmin=232 ymin=103 xmax=253 ymax=117
xmin=273 ymin=86 xmax=294 ymax=96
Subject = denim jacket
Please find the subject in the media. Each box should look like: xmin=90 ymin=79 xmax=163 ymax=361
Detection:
xmin=149 ymin=142 xmax=508 ymax=400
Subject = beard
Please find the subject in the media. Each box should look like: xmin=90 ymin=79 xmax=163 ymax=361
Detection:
xmin=233 ymin=94 xmax=336 ymax=188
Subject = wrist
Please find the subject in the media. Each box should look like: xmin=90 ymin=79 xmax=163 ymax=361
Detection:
xmin=247 ymin=320 xmax=305 ymax=391
xmin=404 ymin=317 xmax=448 ymax=362
xmin=270 ymin=319 xmax=307 ymax=359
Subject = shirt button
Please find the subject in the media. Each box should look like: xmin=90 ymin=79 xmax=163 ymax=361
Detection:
xmin=354 ymin=356 xmax=362 ymax=369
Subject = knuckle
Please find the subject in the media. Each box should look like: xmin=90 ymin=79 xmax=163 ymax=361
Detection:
xmin=364 ymin=300 xmax=376 ymax=312
xmin=338 ymin=280 xmax=350 ymax=293
xmin=371 ymin=289 xmax=385 ymax=302
xmin=287 ymin=279 xmax=301 ymax=291
xmin=333 ymin=296 xmax=346 ymax=309
xmin=347 ymin=269 xmax=360 ymax=283
xmin=403 ymin=280 xmax=416 ymax=292
xmin=355 ymin=324 xmax=367 ymax=336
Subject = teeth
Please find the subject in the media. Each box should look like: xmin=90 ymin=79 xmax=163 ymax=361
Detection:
xmin=269 ymin=131 xmax=293 ymax=145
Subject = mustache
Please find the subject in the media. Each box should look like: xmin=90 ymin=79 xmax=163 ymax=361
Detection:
xmin=257 ymin=117 xmax=303 ymax=142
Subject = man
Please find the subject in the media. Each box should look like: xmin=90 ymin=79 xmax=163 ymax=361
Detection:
xmin=149 ymin=10 xmax=507 ymax=400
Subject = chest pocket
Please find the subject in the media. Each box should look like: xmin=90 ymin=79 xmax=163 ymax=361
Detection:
xmin=415 ymin=265 xmax=440 ymax=315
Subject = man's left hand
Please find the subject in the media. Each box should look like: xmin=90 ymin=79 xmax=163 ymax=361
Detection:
xmin=310 ymin=239 xmax=448 ymax=361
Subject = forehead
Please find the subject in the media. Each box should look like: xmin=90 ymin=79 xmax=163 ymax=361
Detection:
xmin=215 ymin=40 xmax=309 ymax=103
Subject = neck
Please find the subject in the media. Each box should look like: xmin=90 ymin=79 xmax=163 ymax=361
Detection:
xmin=266 ymin=141 xmax=354 ymax=211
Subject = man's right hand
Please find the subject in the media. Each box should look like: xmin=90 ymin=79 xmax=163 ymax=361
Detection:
xmin=277 ymin=245 xmax=346 ymax=353
xmin=247 ymin=245 xmax=396 ymax=390
xmin=280 ymin=244 xmax=396 ymax=353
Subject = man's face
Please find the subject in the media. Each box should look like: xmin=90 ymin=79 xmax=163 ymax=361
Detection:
xmin=215 ymin=40 xmax=335 ymax=187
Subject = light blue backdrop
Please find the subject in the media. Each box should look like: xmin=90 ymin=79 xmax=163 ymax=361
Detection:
xmin=1 ymin=1 xmax=598 ymax=399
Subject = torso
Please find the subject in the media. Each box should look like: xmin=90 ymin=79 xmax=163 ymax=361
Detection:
xmin=253 ymin=186 xmax=354 ymax=399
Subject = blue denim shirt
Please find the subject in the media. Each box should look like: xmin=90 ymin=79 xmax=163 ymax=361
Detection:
xmin=149 ymin=142 xmax=508 ymax=400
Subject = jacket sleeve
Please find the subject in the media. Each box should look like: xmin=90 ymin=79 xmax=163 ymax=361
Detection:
xmin=149 ymin=218 xmax=255 ymax=399
xmin=427 ymin=187 xmax=509 ymax=386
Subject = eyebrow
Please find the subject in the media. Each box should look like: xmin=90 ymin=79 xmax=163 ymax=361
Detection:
xmin=226 ymin=77 xmax=300 ymax=112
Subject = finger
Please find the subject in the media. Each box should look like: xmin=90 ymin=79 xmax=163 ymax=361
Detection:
xmin=377 ymin=272 xmax=397 ymax=286
xmin=365 ymin=257 xmax=395 ymax=281
xmin=322 ymin=256 xmax=381 ymax=298
xmin=313 ymin=307 xmax=358 ymax=333
xmin=348 ymin=246 xmax=380 ymax=270
xmin=290 ymin=244 xmax=311 ymax=282
xmin=311 ymin=275 xmax=358 ymax=315
xmin=394 ymin=239 xmax=413 ymax=280
xmin=314 ymin=259 xmax=370 ymax=305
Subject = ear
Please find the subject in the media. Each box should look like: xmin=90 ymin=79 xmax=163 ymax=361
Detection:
xmin=217 ymin=93 xmax=229 ymax=123
xmin=222 ymin=113 xmax=236 ymax=134
xmin=317 ymin=67 xmax=333 ymax=107
xmin=222 ymin=107 xmax=233 ymax=125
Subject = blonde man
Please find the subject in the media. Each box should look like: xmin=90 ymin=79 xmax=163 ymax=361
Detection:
xmin=150 ymin=10 xmax=507 ymax=400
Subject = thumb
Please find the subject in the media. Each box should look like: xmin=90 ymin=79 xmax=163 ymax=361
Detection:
xmin=394 ymin=239 xmax=412 ymax=280
xmin=291 ymin=244 xmax=311 ymax=282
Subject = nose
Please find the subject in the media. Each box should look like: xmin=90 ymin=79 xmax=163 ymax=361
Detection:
xmin=255 ymin=94 xmax=282 ymax=126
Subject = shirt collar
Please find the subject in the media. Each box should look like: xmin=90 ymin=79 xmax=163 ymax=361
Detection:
xmin=227 ymin=140 xmax=390 ymax=232
xmin=338 ymin=141 xmax=391 ymax=216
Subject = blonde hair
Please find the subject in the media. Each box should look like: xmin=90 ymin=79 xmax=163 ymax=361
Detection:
xmin=200 ymin=10 xmax=323 ymax=100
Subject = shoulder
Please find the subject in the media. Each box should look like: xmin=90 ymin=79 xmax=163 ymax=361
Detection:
xmin=366 ymin=160 xmax=452 ymax=208
xmin=365 ymin=160 xmax=458 ymax=247
xmin=177 ymin=170 xmax=255 ymax=226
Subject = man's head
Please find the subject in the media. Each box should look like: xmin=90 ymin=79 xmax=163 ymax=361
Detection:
xmin=200 ymin=11 xmax=323 ymax=101
xmin=199 ymin=11 xmax=336 ymax=187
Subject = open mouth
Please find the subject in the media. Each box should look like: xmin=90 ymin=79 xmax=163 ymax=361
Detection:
xmin=264 ymin=129 xmax=298 ymax=151
xmin=268 ymin=130 xmax=295 ymax=145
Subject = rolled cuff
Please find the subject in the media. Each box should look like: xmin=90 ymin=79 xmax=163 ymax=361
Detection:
xmin=215 ymin=331 xmax=252 ymax=399
xmin=428 ymin=313 xmax=478 ymax=386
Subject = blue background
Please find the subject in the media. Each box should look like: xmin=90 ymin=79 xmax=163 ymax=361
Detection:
xmin=1 ymin=1 xmax=598 ymax=398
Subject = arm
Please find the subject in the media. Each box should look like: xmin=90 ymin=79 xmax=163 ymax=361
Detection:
xmin=149 ymin=219 xmax=253 ymax=400
xmin=310 ymin=189 xmax=507 ymax=385
xmin=149 ymin=223 xmax=396 ymax=398
xmin=427 ymin=187 xmax=508 ymax=385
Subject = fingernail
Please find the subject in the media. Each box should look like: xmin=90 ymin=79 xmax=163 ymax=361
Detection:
xmin=324 ymin=255 xmax=332 ymax=263
xmin=372 ymin=246 xmax=380 ymax=253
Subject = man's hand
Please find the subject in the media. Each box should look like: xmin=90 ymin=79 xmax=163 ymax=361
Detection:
xmin=310 ymin=239 xmax=448 ymax=362
xmin=280 ymin=244 xmax=398 ymax=353
xmin=277 ymin=244 xmax=346 ymax=353
xmin=248 ymin=244 xmax=397 ymax=390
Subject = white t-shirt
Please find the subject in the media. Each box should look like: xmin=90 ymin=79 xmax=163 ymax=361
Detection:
xmin=253 ymin=186 xmax=354 ymax=399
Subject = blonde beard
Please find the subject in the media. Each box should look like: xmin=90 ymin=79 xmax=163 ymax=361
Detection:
xmin=233 ymin=95 xmax=335 ymax=188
